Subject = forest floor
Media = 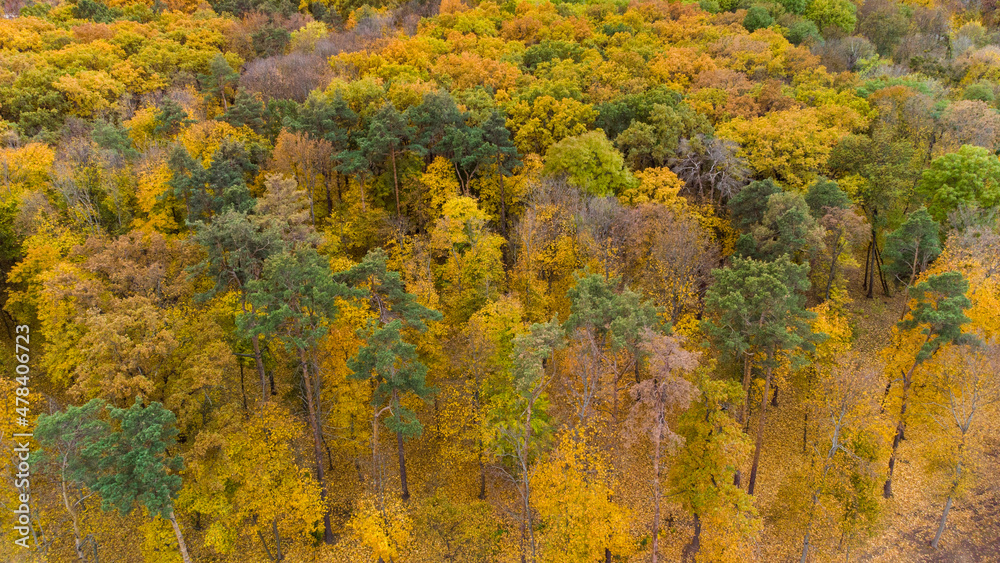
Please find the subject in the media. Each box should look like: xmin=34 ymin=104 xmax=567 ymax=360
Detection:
xmin=652 ymin=275 xmax=1000 ymax=562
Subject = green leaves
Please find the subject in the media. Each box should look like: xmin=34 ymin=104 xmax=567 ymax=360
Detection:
xmin=564 ymin=272 xmax=661 ymax=354
xmin=883 ymin=207 xmax=941 ymax=286
xmin=35 ymin=398 xmax=184 ymax=519
xmin=543 ymin=130 xmax=637 ymax=197
xmin=899 ymin=271 xmax=979 ymax=363
xmin=93 ymin=399 xmax=183 ymax=519
xmin=702 ymin=254 xmax=818 ymax=364
xmin=917 ymin=145 xmax=1000 ymax=223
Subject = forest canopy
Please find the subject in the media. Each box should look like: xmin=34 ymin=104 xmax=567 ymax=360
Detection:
xmin=1 ymin=0 xmax=1000 ymax=560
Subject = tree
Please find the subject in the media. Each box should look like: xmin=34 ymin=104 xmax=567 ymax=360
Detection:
xmin=489 ymin=319 xmax=564 ymax=563
xmin=742 ymin=191 xmax=825 ymax=263
xmin=828 ymin=133 xmax=918 ymax=298
xmin=90 ymin=399 xmax=191 ymax=563
xmin=921 ymin=341 xmax=1000 ymax=549
xmin=818 ymin=206 xmax=869 ymax=301
xmin=672 ymin=377 xmax=759 ymax=562
xmin=564 ymin=273 xmax=660 ymax=424
xmin=743 ymin=6 xmax=773 ymax=31
xmin=239 ymin=247 xmax=356 ymax=543
xmin=626 ymin=331 xmax=698 ymax=563
xmin=805 ymin=177 xmax=852 ymax=218
xmin=615 ymin=103 xmax=712 ymax=171
xmin=353 ymin=102 xmax=417 ymax=218
xmin=199 ymin=54 xmax=239 ymax=112
xmin=883 ymin=207 xmax=942 ymax=289
xmin=543 ymin=131 xmax=637 ymax=198
xmin=192 ymin=174 xmax=318 ymax=403
xmin=883 ymin=272 xmax=979 ymax=498
xmin=916 ymin=145 xmax=1000 ymax=223
xmin=702 ymin=255 xmax=817 ymax=493
xmin=339 ymin=248 xmax=442 ymax=502
xmin=806 ymin=0 xmax=857 ymax=34
xmin=727 ymin=179 xmax=781 ymax=233
xmin=35 ymin=399 xmax=109 ymax=562
xmin=669 ymin=135 xmax=749 ymax=205
xmin=532 ymin=432 xmax=636 ymax=563
xmin=796 ymin=357 xmax=883 ymax=563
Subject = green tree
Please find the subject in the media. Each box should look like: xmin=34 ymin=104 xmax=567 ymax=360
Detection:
xmin=352 ymin=102 xmax=416 ymax=218
xmin=338 ymin=248 xmax=442 ymax=501
xmin=239 ymin=247 xmax=357 ymax=543
xmin=916 ymin=145 xmax=1000 ymax=223
xmin=743 ymin=6 xmax=774 ymax=31
xmin=35 ymin=399 xmax=109 ymax=562
xmin=490 ymin=318 xmax=564 ymax=563
xmin=563 ymin=273 xmax=661 ymax=423
xmin=828 ymin=133 xmax=918 ymax=297
xmin=199 ymin=54 xmax=239 ymax=112
xmin=702 ymin=255 xmax=818 ymax=494
xmin=883 ymin=272 xmax=979 ymax=498
xmin=543 ymin=131 xmax=637 ymax=197
xmin=883 ymin=207 xmax=942 ymax=289
xmin=728 ymin=179 xmax=782 ymax=232
xmin=805 ymin=177 xmax=852 ymax=218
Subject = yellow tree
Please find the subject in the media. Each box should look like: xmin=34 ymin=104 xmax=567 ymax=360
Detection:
xmin=532 ymin=431 xmax=636 ymax=563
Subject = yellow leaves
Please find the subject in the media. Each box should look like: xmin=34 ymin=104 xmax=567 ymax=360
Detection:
xmin=289 ymin=21 xmax=328 ymax=52
xmin=52 ymin=70 xmax=126 ymax=117
xmin=133 ymin=158 xmax=181 ymax=234
xmin=413 ymin=156 xmax=460 ymax=228
xmin=622 ymin=166 xmax=686 ymax=207
xmin=0 ymin=142 xmax=55 ymax=195
xmin=348 ymin=493 xmax=413 ymax=562
xmin=533 ymin=431 xmax=636 ymax=563
xmin=180 ymin=121 xmax=262 ymax=165
xmin=179 ymin=403 xmax=324 ymax=556
xmin=717 ymin=107 xmax=849 ymax=191
xmin=507 ymin=95 xmax=597 ymax=155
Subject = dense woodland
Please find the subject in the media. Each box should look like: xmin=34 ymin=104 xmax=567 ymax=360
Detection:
xmin=1 ymin=0 xmax=1000 ymax=559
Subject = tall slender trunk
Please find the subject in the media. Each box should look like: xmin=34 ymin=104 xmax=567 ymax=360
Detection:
xmin=747 ymin=365 xmax=772 ymax=496
xmin=739 ymin=354 xmax=752 ymax=425
xmin=883 ymin=338 xmax=927 ymax=498
xmin=931 ymin=496 xmax=954 ymax=549
xmin=651 ymin=424 xmax=662 ymax=563
xmin=390 ymin=147 xmax=400 ymax=218
xmin=273 ymin=517 xmax=283 ymax=561
xmin=932 ymin=440 xmax=965 ymax=549
xmin=60 ymin=472 xmax=87 ymax=563
xmin=397 ymin=428 xmax=410 ymax=501
xmin=168 ymin=510 xmax=192 ymax=563
xmin=300 ymin=350 xmax=334 ymax=543
xmin=252 ymin=333 xmax=267 ymax=403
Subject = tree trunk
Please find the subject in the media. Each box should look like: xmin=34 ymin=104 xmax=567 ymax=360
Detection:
xmin=739 ymin=354 xmax=752 ymax=425
xmin=682 ymin=513 xmax=701 ymax=563
xmin=390 ymin=147 xmax=401 ymax=218
xmin=252 ymin=333 xmax=267 ymax=403
xmin=300 ymin=351 xmax=335 ymax=543
xmin=168 ymin=510 xmax=193 ymax=563
xmin=273 ymin=517 xmax=283 ymax=561
xmin=747 ymin=365 xmax=772 ymax=496
xmin=397 ymin=428 xmax=410 ymax=501
xmin=60 ymin=474 xmax=87 ymax=563
xmin=883 ymin=346 xmax=925 ymax=499
xmin=499 ymin=167 xmax=508 ymax=240
xmin=651 ymin=426 xmax=662 ymax=563
xmin=931 ymin=496 xmax=953 ymax=549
